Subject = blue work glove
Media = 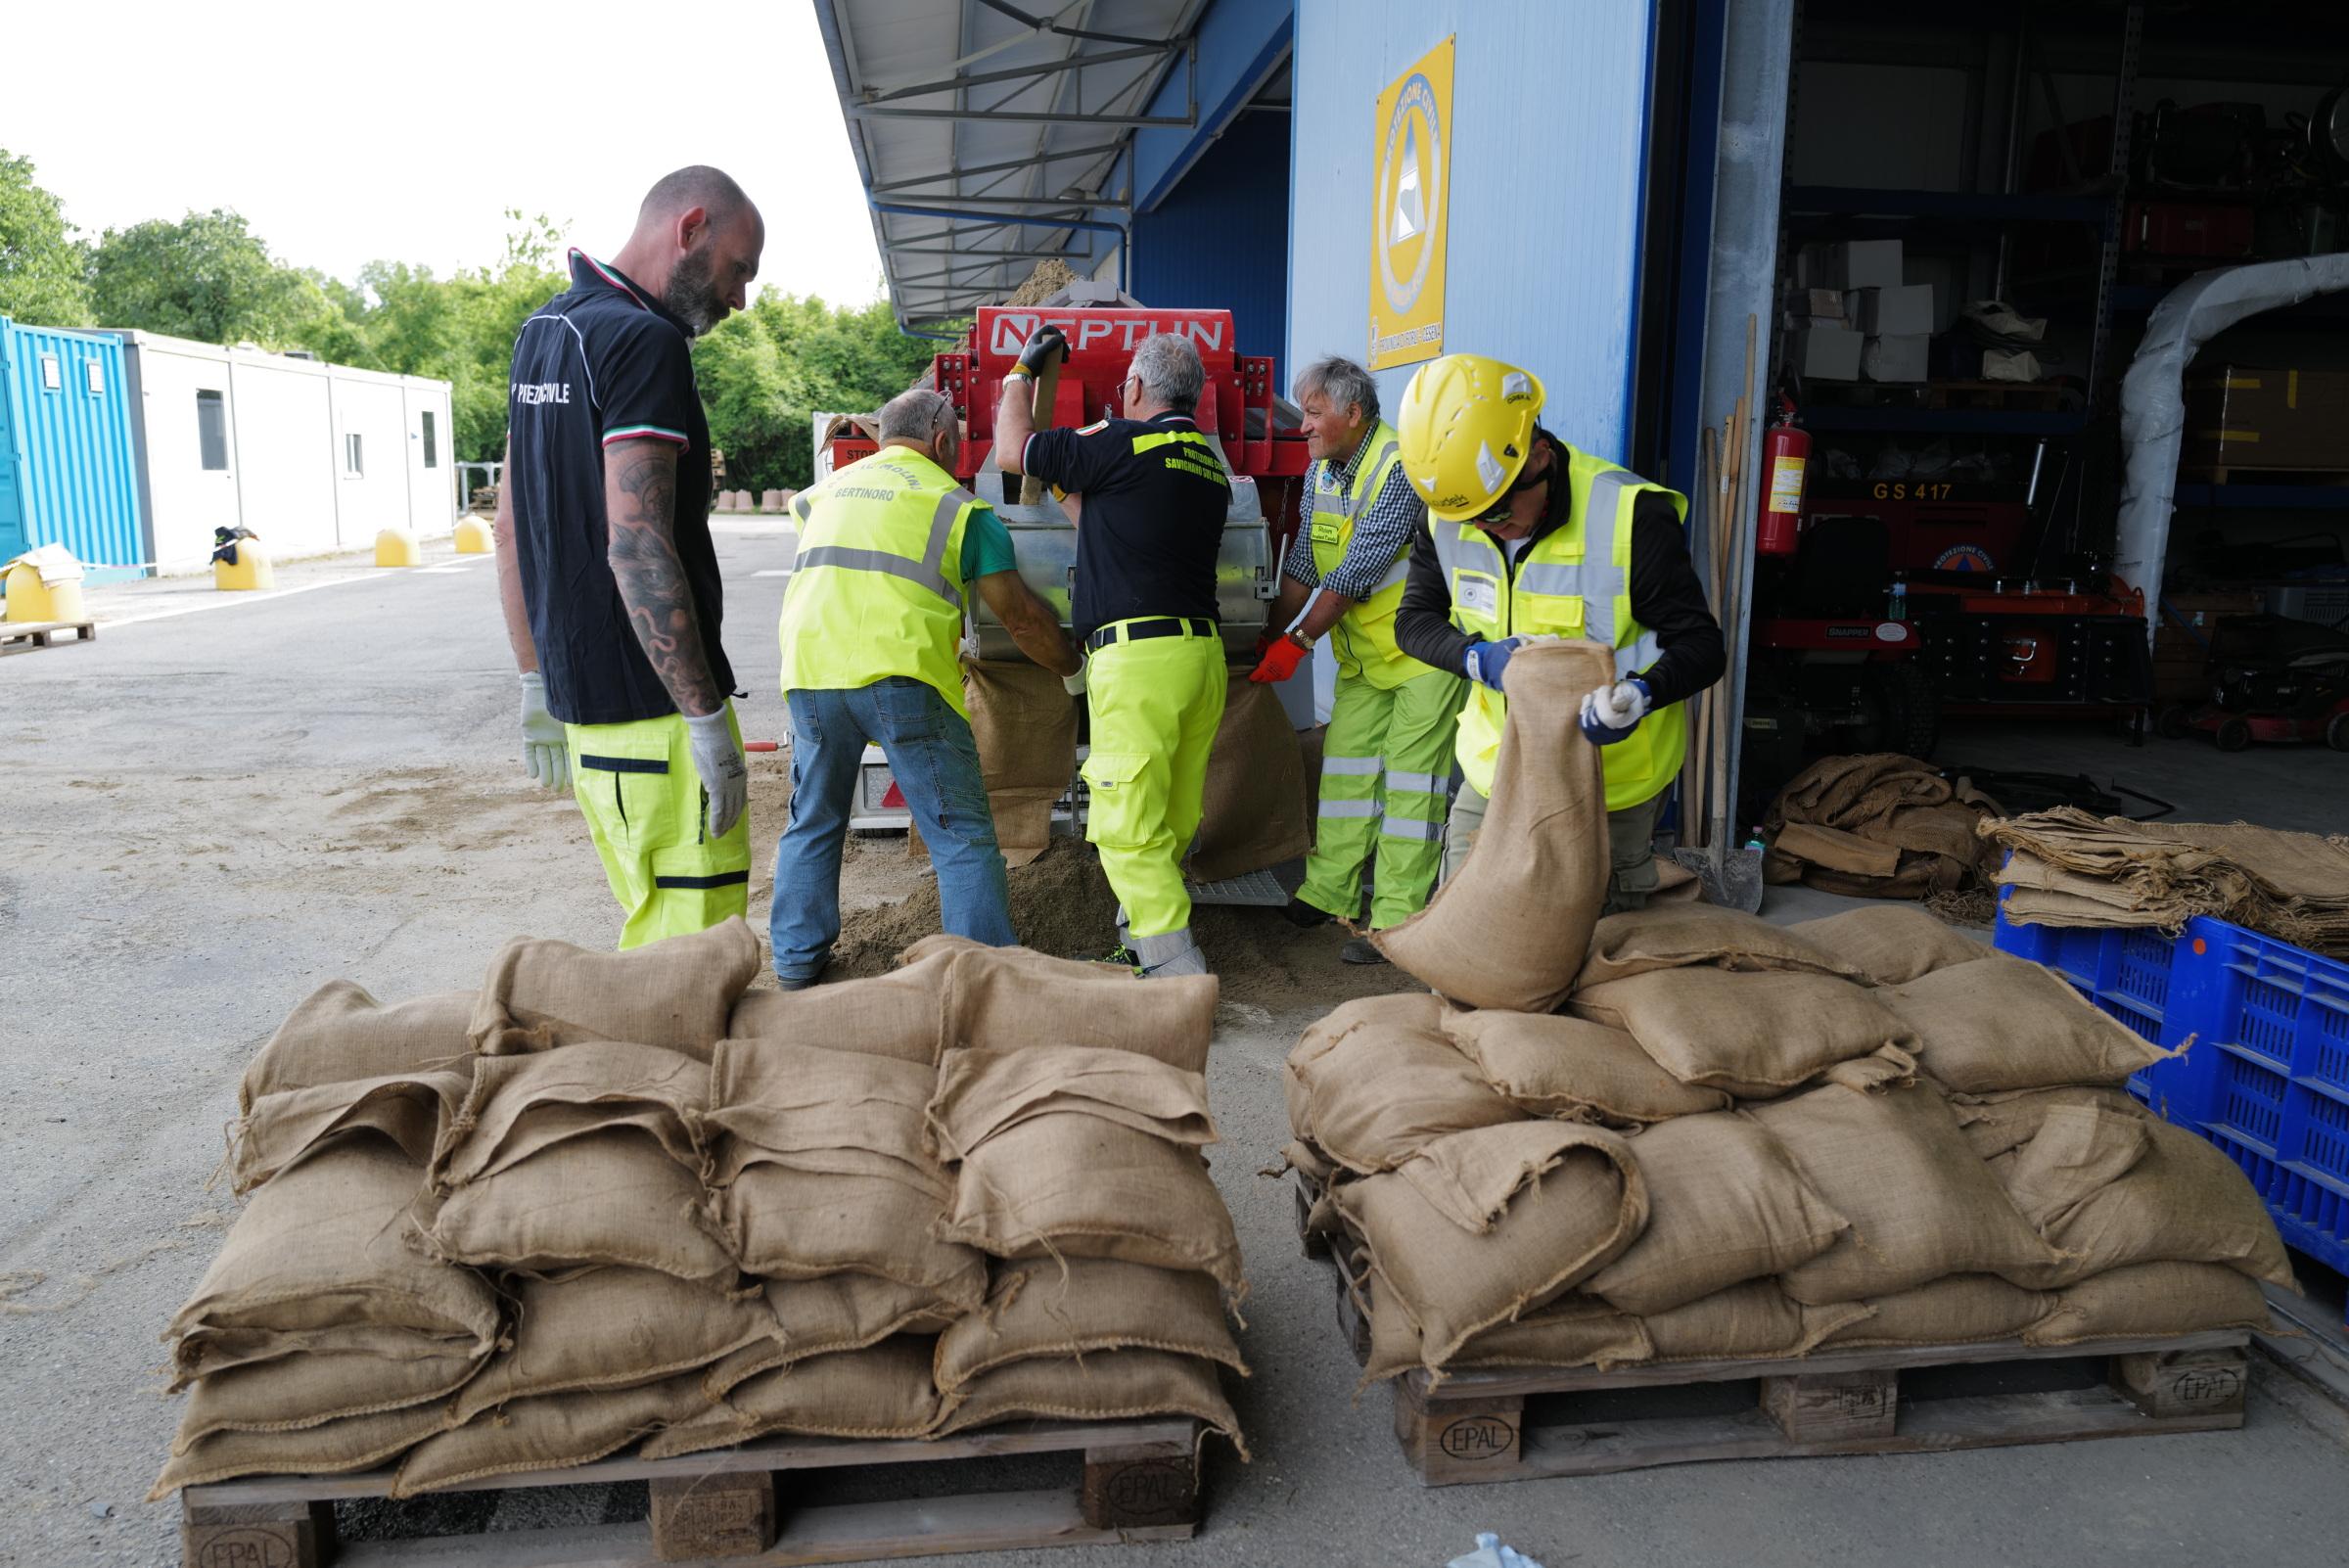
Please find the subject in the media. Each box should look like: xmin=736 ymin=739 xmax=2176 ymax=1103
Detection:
xmin=1461 ymin=635 xmax=1562 ymax=693
xmin=1578 ymin=676 xmax=1653 ymax=745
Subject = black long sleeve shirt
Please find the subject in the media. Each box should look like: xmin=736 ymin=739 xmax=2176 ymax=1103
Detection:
xmin=1393 ymin=436 xmax=1727 ymax=709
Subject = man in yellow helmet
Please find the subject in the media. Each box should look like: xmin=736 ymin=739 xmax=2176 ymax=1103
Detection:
xmin=1251 ymin=353 xmax=1465 ymax=964
xmin=1393 ymin=353 xmax=1725 ymax=912
xmin=772 ymin=389 xmax=1080 ymax=988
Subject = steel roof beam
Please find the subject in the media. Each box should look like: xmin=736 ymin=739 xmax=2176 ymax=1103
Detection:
xmin=867 ymin=142 xmax=1127 ymax=195
xmin=861 ymin=42 xmax=1171 ymax=105
xmin=974 ymin=0 xmax=1168 ymax=50
xmin=849 ymin=105 xmax=1191 ymax=126
xmin=884 ymin=246 xmax=1070 ymax=259
xmin=872 ymin=193 xmax=1128 ymax=211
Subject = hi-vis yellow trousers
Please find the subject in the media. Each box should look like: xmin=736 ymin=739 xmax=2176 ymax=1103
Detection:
xmin=1079 ymin=622 xmax=1226 ymax=966
xmin=1296 ymin=666 xmax=1466 ymax=928
xmin=566 ymin=703 xmax=752 ymax=949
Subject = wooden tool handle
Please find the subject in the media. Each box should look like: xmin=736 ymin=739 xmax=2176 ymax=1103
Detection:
xmin=1017 ymin=355 xmax=1063 ymax=507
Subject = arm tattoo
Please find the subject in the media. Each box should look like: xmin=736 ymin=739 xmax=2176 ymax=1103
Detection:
xmin=605 ymin=441 xmax=720 ymax=715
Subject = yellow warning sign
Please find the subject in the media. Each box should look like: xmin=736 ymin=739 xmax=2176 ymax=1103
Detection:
xmin=1367 ymin=36 xmax=1454 ymax=372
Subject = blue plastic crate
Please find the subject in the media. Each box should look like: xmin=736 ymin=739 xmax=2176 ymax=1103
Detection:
xmin=2163 ymin=916 xmax=2349 ymax=1278
xmin=1993 ymin=893 xmax=2185 ymax=1089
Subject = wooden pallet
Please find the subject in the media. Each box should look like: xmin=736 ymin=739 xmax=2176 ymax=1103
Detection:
xmin=1292 ymin=1173 xmax=2250 ymax=1488
xmin=179 ymin=1417 xmax=1204 ymax=1567
xmin=0 ymin=618 xmax=95 ymax=651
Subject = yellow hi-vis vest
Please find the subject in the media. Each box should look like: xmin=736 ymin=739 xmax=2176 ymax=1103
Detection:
xmin=1307 ymin=420 xmax=1437 ymax=690
xmin=1435 ymin=446 xmax=1689 ymax=811
xmin=778 ymin=447 xmax=980 ymax=718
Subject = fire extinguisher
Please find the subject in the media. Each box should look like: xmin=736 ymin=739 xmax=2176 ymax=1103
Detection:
xmin=1757 ymin=396 xmax=1810 ymax=557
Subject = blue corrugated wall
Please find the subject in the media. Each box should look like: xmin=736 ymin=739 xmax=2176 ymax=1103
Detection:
xmin=1285 ymin=0 xmax=1658 ymax=462
xmin=1131 ymin=109 xmax=1292 ymax=373
xmin=0 ymin=317 xmax=145 ymax=574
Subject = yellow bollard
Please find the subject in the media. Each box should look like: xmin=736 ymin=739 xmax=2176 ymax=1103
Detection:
xmin=375 ymin=529 xmax=423 ymax=568
xmin=452 ymin=516 xmax=494 ymax=554
xmin=5 ymin=561 xmax=85 ymax=623
xmin=213 ymin=541 xmax=275 ymax=591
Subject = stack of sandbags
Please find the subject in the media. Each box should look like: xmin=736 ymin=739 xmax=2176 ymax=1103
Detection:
xmin=1763 ymin=753 xmax=2003 ymax=899
xmin=1984 ymin=807 xmax=2349 ymax=955
xmin=1290 ymin=897 xmax=2291 ymax=1385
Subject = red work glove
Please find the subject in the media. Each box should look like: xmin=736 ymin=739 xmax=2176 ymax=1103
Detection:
xmin=1248 ymin=633 xmax=1309 ymax=684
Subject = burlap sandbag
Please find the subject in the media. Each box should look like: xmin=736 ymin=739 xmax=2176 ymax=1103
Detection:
xmin=965 ymin=658 xmax=1079 ymax=869
xmin=1186 ymin=676 xmax=1310 ymax=884
xmin=1444 ymin=1293 xmax=1652 ymax=1376
xmin=241 ymin=983 xmax=476 ymax=1111
xmin=2025 ymin=1260 xmax=2273 ymax=1346
xmin=1374 ymin=640 xmax=1615 ymax=1009
xmin=150 ymin=1402 xmax=449 ymax=1499
xmin=927 ymin=1044 xmax=1217 ymax=1163
xmin=171 ymin=1322 xmax=483 ymax=1388
xmin=1786 ymin=905 xmax=1992 ymax=986
xmin=1574 ymin=905 xmax=1864 ymax=990
xmin=1746 ymin=1080 xmax=2067 ymax=1302
xmin=709 ymin=1040 xmax=944 ymax=1195
xmin=725 ymin=947 xmax=958 ymax=1065
xmin=2002 ymin=1108 xmax=2296 ymax=1289
xmin=1570 ymin=969 xmax=1915 ymax=1098
xmin=937 ymin=1112 xmax=1245 ymax=1296
xmin=936 ymin=1259 xmax=1244 ymax=1393
xmin=231 ymin=1068 xmax=470 ymax=1194
xmin=469 ymin=917 xmax=760 ymax=1058
xmin=168 ymin=1137 xmax=500 ymax=1350
xmin=1881 ymin=953 xmax=2175 ymax=1094
xmin=1339 ymin=1122 xmax=1646 ymax=1365
xmin=422 ymin=1128 xmax=736 ymax=1287
xmin=432 ymin=1040 xmax=707 ymax=1189
xmin=1282 ymin=996 xmax=1517 ymax=1174
xmin=1950 ymin=1084 xmax=2150 ymax=1161
xmin=903 ymin=937 xmax=1218 ymax=1073
xmin=450 ymin=1268 xmax=779 ymax=1421
xmin=392 ymin=1368 xmax=719 ymax=1495
xmin=1643 ymin=1280 xmax=1871 ymax=1362
xmin=716 ymin=1154 xmax=988 ymax=1308
xmin=1438 ymin=1008 xmax=1730 ymax=1126
xmin=646 ymin=1339 xmax=944 ymax=1455
xmin=1818 ymin=1274 xmax=2055 ymax=1348
xmin=765 ymin=1275 xmax=960 ymax=1368
xmin=935 ymin=1349 xmax=1242 ymax=1451
xmin=1581 ymin=1111 xmax=1848 ymax=1316
xmin=173 ymin=1349 xmax=481 ymax=1445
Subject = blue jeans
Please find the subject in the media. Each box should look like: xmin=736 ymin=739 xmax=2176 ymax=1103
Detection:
xmin=770 ymin=677 xmax=1016 ymax=983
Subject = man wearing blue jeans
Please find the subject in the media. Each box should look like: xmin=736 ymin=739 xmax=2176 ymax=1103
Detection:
xmin=771 ymin=389 xmax=1080 ymax=988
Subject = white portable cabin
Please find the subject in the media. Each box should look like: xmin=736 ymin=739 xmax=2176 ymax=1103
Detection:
xmin=106 ymin=330 xmax=457 ymax=572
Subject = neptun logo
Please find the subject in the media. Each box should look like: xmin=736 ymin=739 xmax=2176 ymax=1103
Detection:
xmin=986 ymin=310 xmax=1227 ymax=357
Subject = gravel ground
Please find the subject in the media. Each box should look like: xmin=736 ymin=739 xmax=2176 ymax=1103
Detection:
xmin=4 ymin=526 xmax=2346 ymax=1568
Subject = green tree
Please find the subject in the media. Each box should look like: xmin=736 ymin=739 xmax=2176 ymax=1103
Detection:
xmin=0 ymin=149 xmax=93 ymax=326
xmin=694 ymin=292 xmax=947 ymax=491
xmin=89 ymin=208 xmax=324 ymax=346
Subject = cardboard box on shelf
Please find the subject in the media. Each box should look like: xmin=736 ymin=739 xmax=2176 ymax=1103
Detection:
xmin=1861 ymin=334 xmax=1930 ymax=384
xmin=1792 ymin=325 xmax=1864 ymax=382
xmin=1797 ymin=289 xmax=1846 ymax=320
xmin=1846 ymin=284 xmax=1934 ymax=336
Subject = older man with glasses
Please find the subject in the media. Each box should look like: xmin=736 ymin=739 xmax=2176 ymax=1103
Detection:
xmin=1391 ymin=352 xmax=1726 ymax=914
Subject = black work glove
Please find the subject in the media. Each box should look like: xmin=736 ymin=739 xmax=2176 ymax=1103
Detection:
xmin=1016 ymin=325 xmax=1070 ymax=376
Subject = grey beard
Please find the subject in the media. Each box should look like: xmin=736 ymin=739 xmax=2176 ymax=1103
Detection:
xmin=663 ymin=251 xmax=722 ymax=337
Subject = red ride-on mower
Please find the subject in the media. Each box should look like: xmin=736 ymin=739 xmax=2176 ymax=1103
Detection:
xmin=2156 ymin=613 xmax=2349 ymax=752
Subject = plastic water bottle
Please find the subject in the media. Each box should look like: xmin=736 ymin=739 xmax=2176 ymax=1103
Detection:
xmin=1888 ymin=573 xmax=1909 ymax=622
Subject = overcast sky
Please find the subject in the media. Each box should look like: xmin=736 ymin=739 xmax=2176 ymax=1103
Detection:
xmin=5 ymin=1 xmax=886 ymax=305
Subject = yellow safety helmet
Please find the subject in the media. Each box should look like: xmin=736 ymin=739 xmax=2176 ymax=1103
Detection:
xmin=1395 ymin=353 xmax=1548 ymax=523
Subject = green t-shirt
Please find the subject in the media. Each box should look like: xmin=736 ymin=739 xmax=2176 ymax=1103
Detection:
xmin=959 ymin=503 xmax=1020 ymax=584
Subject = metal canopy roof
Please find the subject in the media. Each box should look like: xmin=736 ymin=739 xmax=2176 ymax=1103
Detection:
xmin=815 ymin=0 xmax=1206 ymax=328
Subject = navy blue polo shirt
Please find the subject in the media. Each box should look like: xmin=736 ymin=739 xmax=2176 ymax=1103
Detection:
xmin=1023 ymin=412 xmax=1228 ymax=640
xmin=506 ymin=250 xmax=729 ymax=725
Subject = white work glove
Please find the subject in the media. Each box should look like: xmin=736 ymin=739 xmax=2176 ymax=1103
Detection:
xmin=518 ymin=672 xmax=570 ymax=790
xmin=1063 ymin=662 xmax=1087 ymax=697
xmin=1578 ymin=676 xmax=1653 ymax=746
xmin=683 ymin=708 xmax=749 ymax=840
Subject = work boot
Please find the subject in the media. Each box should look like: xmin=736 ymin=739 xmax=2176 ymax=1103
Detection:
xmin=1340 ymin=937 xmax=1389 ymax=966
xmin=1280 ymin=897 xmax=1332 ymax=928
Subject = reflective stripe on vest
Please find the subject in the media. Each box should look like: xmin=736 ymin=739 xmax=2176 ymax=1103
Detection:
xmin=1441 ymin=447 xmax=1689 ymax=810
xmin=1309 ymin=423 xmax=1433 ymax=691
xmin=777 ymin=449 xmax=979 ymax=717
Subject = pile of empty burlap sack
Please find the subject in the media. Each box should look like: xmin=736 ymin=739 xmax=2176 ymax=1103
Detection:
xmin=1300 ymin=642 xmax=2287 ymax=1382
xmin=156 ymin=922 xmax=1246 ymax=1499
xmin=1987 ymin=807 xmax=2349 ymax=956
xmin=1762 ymin=753 xmax=2004 ymax=899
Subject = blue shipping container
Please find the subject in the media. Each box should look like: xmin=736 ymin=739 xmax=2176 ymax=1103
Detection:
xmin=0 ymin=316 xmax=146 ymax=576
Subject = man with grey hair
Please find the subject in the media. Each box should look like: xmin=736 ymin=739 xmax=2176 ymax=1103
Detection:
xmin=996 ymin=326 xmax=1230 ymax=977
xmin=770 ymin=387 xmax=1080 ymax=987
xmin=496 ymin=164 xmax=764 ymax=948
xmin=1253 ymin=354 xmax=1464 ymax=963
